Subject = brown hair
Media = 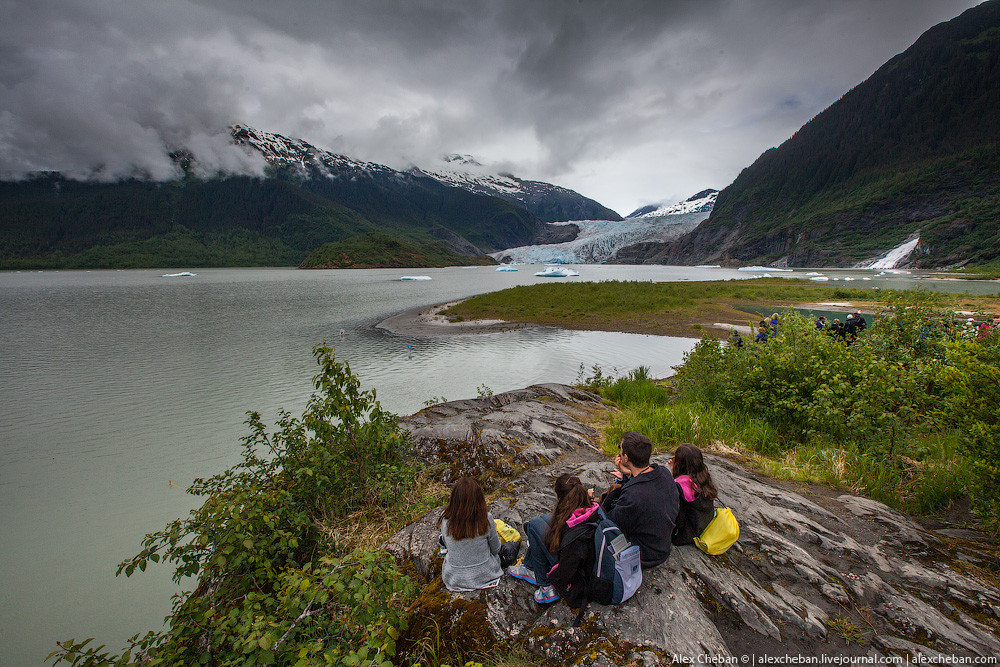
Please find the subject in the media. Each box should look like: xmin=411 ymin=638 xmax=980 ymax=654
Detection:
xmin=441 ymin=477 xmax=490 ymax=540
xmin=671 ymin=444 xmax=717 ymax=501
xmin=621 ymin=431 xmax=652 ymax=469
xmin=544 ymin=474 xmax=591 ymax=552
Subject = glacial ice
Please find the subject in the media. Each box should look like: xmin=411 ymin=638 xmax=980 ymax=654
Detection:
xmin=492 ymin=210 xmax=710 ymax=265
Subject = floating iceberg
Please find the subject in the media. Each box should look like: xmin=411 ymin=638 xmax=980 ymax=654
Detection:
xmin=809 ymin=276 xmax=830 ymax=282
xmin=534 ymin=266 xmax=580 ymax=277
xmin=695 ymin=265 xmax=721 ymax=269
xmin=161 ymin=272 xmax=196 ymax=277
xmin=496 ymin=265 xmax=518 ymax=272
xmin=399 ymin=276 xmax=432 ymax=281
xmin=806 ymin=272 xmax=824 ymax=276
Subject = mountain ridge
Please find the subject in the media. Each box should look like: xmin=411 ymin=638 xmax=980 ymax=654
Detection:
xmin=630 ymin=0 xmax=1000 ymax=269
xmin=0 ymin=125 xmax=623 ymax=269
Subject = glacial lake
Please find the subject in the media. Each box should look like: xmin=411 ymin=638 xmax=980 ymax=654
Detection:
xmin=1 ymin=264 xmax=996 ymax=665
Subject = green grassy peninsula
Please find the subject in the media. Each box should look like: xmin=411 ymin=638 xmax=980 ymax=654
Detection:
xmin=443 ymin=279 xmax=999 ymax=337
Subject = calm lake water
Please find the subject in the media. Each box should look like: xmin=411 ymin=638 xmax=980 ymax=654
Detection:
xmin=1 ymin=265 xmax=996 ymax=665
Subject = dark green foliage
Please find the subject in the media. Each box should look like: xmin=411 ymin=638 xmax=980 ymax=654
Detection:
xmin=301 ymin=232 xmax=492 ymax=269
xmin=936 ymin=335 xmax=1000 ymax=528
xmin=0 ymin=166 xmax=541 ymax=268
xmin=668 ymin=291 xmax=999 ymax=523
xmin=697 ymin=1 xmax=1000 ymax=267
xmin=48 ymin=344 xmax=420 ymax=666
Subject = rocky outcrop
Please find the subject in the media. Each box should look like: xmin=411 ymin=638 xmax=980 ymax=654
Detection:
xmin=398 ymin=383 xmax=604 ymax=487
xmin=387 ymin=384 xmax=1000 ymax=665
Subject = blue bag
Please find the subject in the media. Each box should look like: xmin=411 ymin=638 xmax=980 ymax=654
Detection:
xmin=574 ymin=506 xmax=642 ymax=625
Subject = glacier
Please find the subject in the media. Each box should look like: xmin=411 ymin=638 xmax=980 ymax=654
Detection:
xmin=492 ymin=191 xmax=717 ymax=265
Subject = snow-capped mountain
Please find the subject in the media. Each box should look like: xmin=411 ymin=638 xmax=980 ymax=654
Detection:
xmin=232 ymin=124 xmax=398 ymax=179
xmin=231 ymin=126 xmax=617 ymax=224
xmin=626 ymin=189 xmax=718 ymax=219
xmin=493 ymin=190 xmax=716 ymax=265
xmin=410 ymin=154 xmax=621 ymax=222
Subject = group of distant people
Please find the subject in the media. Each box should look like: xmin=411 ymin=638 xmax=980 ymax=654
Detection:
xmin=814 ymin=311 xmax=868 ymax=341
xmin=963 ymin=315 xmax=999 ymax=341
xmin=726 ymin=310 xmax=871 ymax=348
xmin=753 ymin=313 xmax=780 ymax=342
xmin=437 ymin=432 xmax=717 ymax=607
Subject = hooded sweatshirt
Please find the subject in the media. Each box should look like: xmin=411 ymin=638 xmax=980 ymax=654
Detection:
xmin=547 ymin=503 xmax=600 ymax=608
xmin=672 ymin=475 xmax=716 ymax=546
xmin=602 ymin=464 xmax=679 ymax=568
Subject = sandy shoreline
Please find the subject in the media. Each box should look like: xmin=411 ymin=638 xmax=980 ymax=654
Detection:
xmin=375 ymin=300 xmax=542 ymax=336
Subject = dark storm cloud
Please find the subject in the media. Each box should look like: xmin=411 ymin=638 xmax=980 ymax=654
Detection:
xmin=0 ymin=0 xmax=984 ymax=213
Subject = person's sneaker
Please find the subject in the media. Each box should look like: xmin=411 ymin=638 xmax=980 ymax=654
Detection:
xmin=507 ymin=563 xmax=539 ymax=585
xmin=533 ymin=585 xmax=559 ymax=604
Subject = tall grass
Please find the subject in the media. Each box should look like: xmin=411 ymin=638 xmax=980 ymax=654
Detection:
xmin=604 ymin=402 xmax=782 ymax=458
xmin=591 ymin=292 xmax=992 ymax=523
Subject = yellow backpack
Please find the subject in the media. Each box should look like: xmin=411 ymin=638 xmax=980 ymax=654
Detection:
xmin=693 ymin=507 xmax=740 ymax=555
xmin=494 ymin=518 xmax=521 ymax=543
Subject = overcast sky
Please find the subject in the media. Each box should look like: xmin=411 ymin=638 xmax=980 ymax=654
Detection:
xmin=0 ymin=0 xmax=985 ymax=216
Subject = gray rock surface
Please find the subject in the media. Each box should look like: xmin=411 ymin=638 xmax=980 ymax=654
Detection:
xmin=385 ymin=384 xmax=1000 ymax=665
xmin=398 ymin=383 xmax=604 ymax=486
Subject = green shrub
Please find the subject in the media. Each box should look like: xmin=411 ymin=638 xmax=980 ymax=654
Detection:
xmin=936 ymin=335 xmax=1000 ymax=529
xmin=637 ymin=291 xmax=987 ymax=525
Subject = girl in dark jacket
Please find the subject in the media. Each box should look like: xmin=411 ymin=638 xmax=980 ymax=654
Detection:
xmin=544 ymin=476 xmax=601 ymax=608
xmin=670 ymin=444 xmax=718 ymax=546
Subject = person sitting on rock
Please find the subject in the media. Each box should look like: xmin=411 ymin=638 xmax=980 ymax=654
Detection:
xmin=508 ymin=473 xmax=584 ymax=604
xmin=598 ymin=431 xmax=679 ymax=569
xmin=439 ymin=476 xmax=504 ymax=592
xmin=543 ymin=475 xmax=602 ymax=608
xmin=670 ymin=444 xmax=718 ymax=546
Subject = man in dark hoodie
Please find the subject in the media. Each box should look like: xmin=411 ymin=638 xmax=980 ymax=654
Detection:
xmin=597 ymin=431 xmax=680 ymax=569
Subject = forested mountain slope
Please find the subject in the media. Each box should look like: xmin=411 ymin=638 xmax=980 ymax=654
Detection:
xmin=0 ymin=128 xmax=565 ymax=269
xmin=638 ymin=0 xmax=1000 ymax=268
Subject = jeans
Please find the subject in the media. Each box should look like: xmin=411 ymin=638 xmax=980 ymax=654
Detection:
xmin=523 ymin=514 xmax=557 ymax=586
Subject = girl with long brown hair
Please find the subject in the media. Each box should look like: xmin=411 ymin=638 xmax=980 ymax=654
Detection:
xmin=439 ymin=477 xmax=503 ymax=592
xmin=508 ymin=474 xmax=600 ymax=605
xmin=670 ymin=443 xmax=718 ymax=545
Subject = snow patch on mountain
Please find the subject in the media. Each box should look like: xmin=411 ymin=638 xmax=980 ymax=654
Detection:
xmin=626 ymin=189 xmax=718 ymax=219
xmin=232 ymin=124 xmax=399 ymax=179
